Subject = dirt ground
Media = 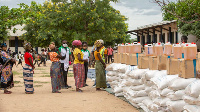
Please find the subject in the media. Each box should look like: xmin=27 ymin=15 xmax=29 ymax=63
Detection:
xmin=0 ymin=61 xmax=138 ymax=112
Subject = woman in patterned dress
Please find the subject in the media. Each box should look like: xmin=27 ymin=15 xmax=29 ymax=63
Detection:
xmin=49 ymin=42 xmax=65 ymax=93
xmin=72 ymin=40 xmax=88 ymax=92
xmin=1 ymin=43 xmax=16 ymax=94
xmin=23 ymin=42 xmax=35 ymax=94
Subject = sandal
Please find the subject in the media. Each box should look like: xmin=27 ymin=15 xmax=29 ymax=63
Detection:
xmin=4 ymin=91 xmax=12 ymax=94
xmin=52 ymin=91 xmax=61 ymax=93
xmin=25 ymin=92 xmax=33 ymax=94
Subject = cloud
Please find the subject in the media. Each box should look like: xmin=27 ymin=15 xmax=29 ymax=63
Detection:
xmin=0 ymin=0 xmax=45 ymax=8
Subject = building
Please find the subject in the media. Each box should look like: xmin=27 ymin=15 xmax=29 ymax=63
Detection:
xmin=126 ymin=20 xmax=200 ymax=50
xmin=5 ymin=25 xmax=43 ymax=54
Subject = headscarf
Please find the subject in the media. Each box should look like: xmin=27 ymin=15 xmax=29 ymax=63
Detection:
xmin=72 ymin=40 xmax=82 ymax=46
xmin=99 ymin=39 xmax=104 ymax=45
xmin=24 ymin=42 xmax=32 ymax=51
xmin=94 ymin=40 xmax=102 ymax=48
xmin=1 ymin=43 xmax=7 ymax=48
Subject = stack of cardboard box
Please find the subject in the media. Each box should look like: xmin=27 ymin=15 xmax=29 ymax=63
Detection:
xmin=114 ymin=43 xmax=198 ymax=79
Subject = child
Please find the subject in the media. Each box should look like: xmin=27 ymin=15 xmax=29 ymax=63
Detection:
xmin=16 ymin=51 xmax=23 ymax=67
xmin=81 ymin=42 xmax=90 ymax=86
xmin=72 ymin=40 xmax=88 ymax=92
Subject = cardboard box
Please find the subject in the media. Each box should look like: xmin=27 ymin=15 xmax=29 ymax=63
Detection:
xmin=138 ymin=56 xmax=149 ymax=69
xmin=149 ymin=56 xmax=158 ymax=70
xmin=197 ymin=52 xmax=200 ymax=71
xmin=121 ymin=53 xmax=127 ymax=64
xmin=125 ymin=53 xmax=130 ymax=65
xmin=179 ymin=59 xmax=197 ymax=78
xmin=128 ymin=53 xmax=144 ymax=65
xmin=114 ymin=53 xmax=119 ymax=63
xmin=167 ymin=58 xmax=180 ymax=75
xmin=157 ymin=55 xmax=168 ymax=70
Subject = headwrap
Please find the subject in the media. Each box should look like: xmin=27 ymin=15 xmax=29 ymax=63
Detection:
xmin=24 ymin=42 xmax=32 ymax=51
xmin=1 ymin=43 xmax=7 ymax=48
xmin=99 ymin=39 xmax=104 ymax=45
xmin=94 ymin=40 xmax=102 ymax=47
xmin=72 ymin=40 xmax=82 ymax=46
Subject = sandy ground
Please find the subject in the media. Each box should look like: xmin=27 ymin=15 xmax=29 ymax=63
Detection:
xmin=0 ymin=61 xmax=138 ymax=112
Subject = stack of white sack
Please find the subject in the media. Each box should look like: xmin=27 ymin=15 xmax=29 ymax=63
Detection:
xmin=106 ymin=63 xmax=137 ymax=97
xmin=182 ymin=79 xmax=200 ymax=112
xmin=137 ymin=70 xmax=167 ymax=112
xmin=122 ymin=69 xmax=150 ymax=108
xmin=163 ymin=78 xmax=196 ymax=112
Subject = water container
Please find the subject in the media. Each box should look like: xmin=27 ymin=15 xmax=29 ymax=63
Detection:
xmin=154 ymin=42 xmax=163 ymax=56
xmin=173 ymin=43 xmax=182 ymax=59
xmin=125 ymin=43 xmax=131 ymax=53
xmin=118 ymin=44 xmax=126 ymax=53
xmin=164 ymin=42 xmax=172 ymax=56
xmin=183 ymin=42 xmax=197 ymax=60
xmin=145 ymin=44 xmax=154 ymax=56
xmin=130 ymin=42 xmax=141 ymax=54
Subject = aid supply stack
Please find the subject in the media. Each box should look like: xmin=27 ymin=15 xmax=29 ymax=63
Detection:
xmin=109 ymin=41 xmax=200 ymax=112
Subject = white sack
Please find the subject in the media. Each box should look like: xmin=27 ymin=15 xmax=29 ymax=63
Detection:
xmin=145 ymin=86 xmax=153 ymax=94
xmin=131 ymin=97 xmax=149 ymax=104
xmin=168 ymin=78 xmax=196 ymax=91
xmin=106 ymin=71 xmax=118 ymax=76
xmin=128 ymin=69 xmax=148 ymax=79
xmin=166 ymin=100 xmax=186 ymax=112
xmin=128 ymin=90 xmax=148 ymax=97
xmin=185 ymin=79 xmax=200 ymax=98
xmin=151 ymin=75 xmax=178 ymax=90
xmin=115 ymin=92 xmax=124 ymax=97
xmin=144 ymin=70 xmax=164 ymax=81
xmin=107 ymin=76 xmax=117 ymax=82
xmin=167 ymin=90 xmax=185 ymax=101
xmin=161 ymin=88 xmax=174 ymax=96
xmin=105 ymin=63 xmax=118 ymax=71
xmin=118 ymin=64 xmax=128 ymax=73
xmin=183 ymin=105 xmax=200 ymax=112
xmin=183 ymin=95 xmax=200 ymax=106
xmin=153 ymin=97 xmax=171 ymax=107
xmin=149 ymin=90 xmax=161 ymax=99
xmin=131 ymin=84 xmax=146 ymax=91
xmin=113 ymin=87 xmax=123 ymax=93
xmin=138 ymin=103 xmax=150 ymax=112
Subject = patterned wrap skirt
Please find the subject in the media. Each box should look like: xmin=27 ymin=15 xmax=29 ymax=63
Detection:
xmin=73 ymin=63 xmax=85 ymax=88
xmin=95 ymin=60 xmax=107 ymax=88
xmin=1 ymin=64 xmax=13 ymax=89
xmin=50 ymin=62 xmax=62 ymax=92
xmin=23 ymin=64 xmax=34 ymax=93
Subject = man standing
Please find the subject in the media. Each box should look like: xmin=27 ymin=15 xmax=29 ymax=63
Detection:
xmin=59 ymin=40 xmax=73 ymax=89
xmin=107 ymin=46 xmax=113 ymax=64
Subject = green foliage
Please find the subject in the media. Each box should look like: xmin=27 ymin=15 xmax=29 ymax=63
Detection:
xmin=162 ymin=0 xmax=200 ymax=38
xmin=0 ymin=6 xmax=23 ymax=42
xmin=20 ymin=0 xmax=130 ymax=47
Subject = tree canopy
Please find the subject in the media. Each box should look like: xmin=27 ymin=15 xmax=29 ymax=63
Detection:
xmin=154 ymin=0 xmax=200 ymax=38
xmin=17 ymin=0 xmax=130 ymax=47
xmin=0 ymin=6 xmax=23 ymax=43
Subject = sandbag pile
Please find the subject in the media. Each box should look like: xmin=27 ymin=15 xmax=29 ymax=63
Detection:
xmin=106 ymin=63 xmax=200 ymax=112
xmin=182 ymin=80 xmax=200 ymax=112
xmin=123 ymin=69 xmax=149 ymax=108
xmin=106 ymin=63 xmax=137 ymax=97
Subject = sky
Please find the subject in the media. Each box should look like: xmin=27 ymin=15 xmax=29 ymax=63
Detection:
xmin=0 ymin=0 xmax=175 ymax=38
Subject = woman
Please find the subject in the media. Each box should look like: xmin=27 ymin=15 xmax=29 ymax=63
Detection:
xmin=1 ymin=43 xmax=16 ymax=94
xmin=49 ymin=42 xmax=64 ymax=93
xmin=81 ymin=42 xmax=90 ymax=86
xmin=23 ymin=43 xmax=35 ymax=94
xmin=72 ymin=40 xmax=87 ymax=92
xmin=94 ymin=40 xmax=107 ymax=91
